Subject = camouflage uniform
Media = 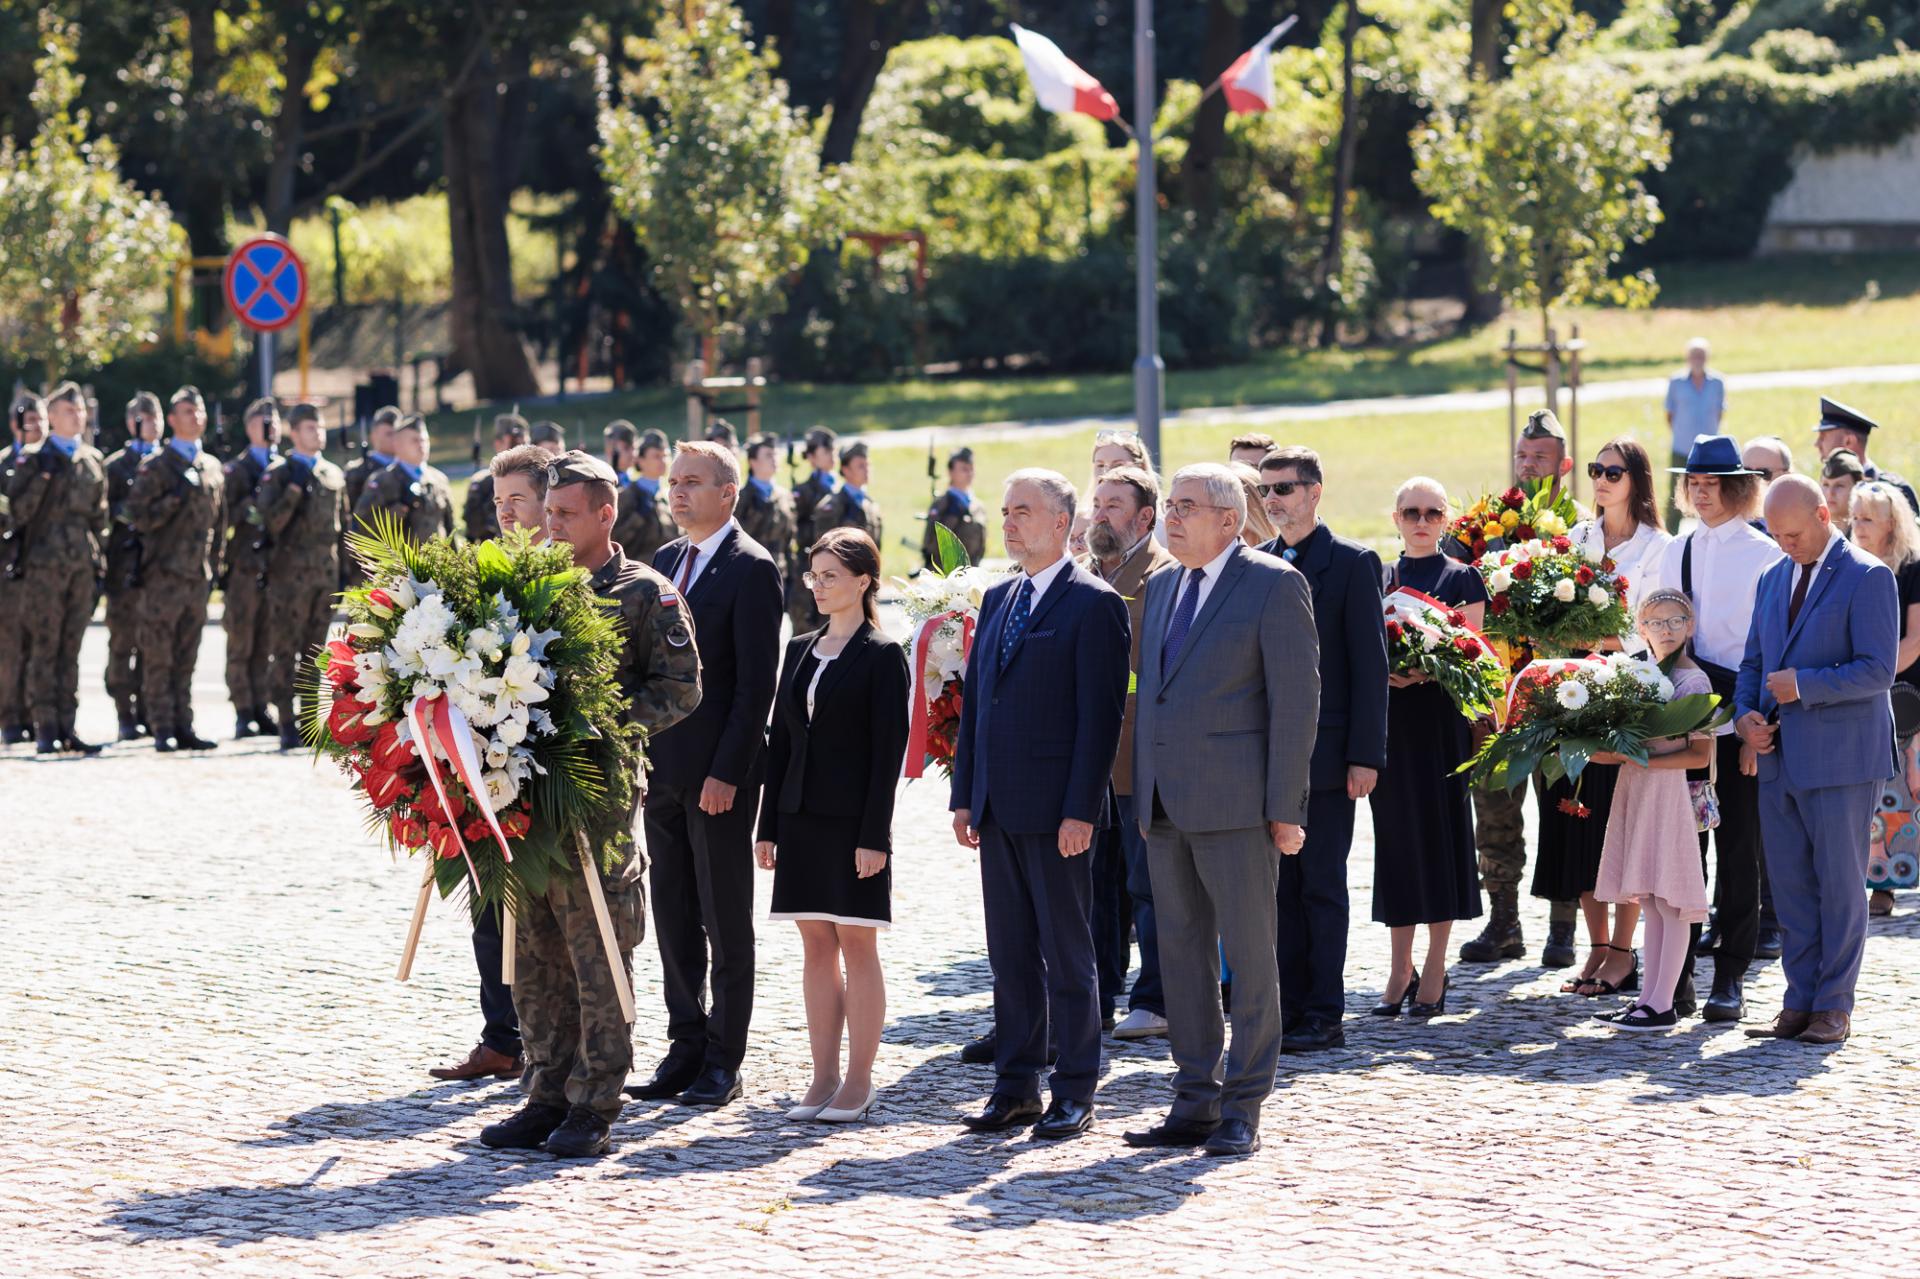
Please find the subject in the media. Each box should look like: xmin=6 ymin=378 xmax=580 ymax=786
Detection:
xmin=3 ymin=441 xmax=108 ymax=738
xmin=101 ymin=444 xmax=152 ymax=726
xmin=221 ymin=449 xmax=277 ymax=717
xmin=612 ymin=479 xmax=673 ymax=564
xmin=125 ymin=443 xmax=226 ymax=740
xmin=788 ymin=470 xmax=835 ymax=631
xmin=922 ymin=488 xmax=985 ymax=569
xmin=733 ymin=479 xmax=795 ymax=586
xmin=794 ymin=479 xmax=879 ymax=632
xmin=258 ymin=453 xmax=346 ymax=728
xmin=515 ymin=546 xmax=702 ymax=1122
xmin=339 ymin=452 xmax=386 ymax=586
xmin=351 ymin=461 xmax=456 ymax=547
xmin=0 ymin=444 xmax=35 ymax=733
xmin=464 ymin=471 xmax=500 ymax=543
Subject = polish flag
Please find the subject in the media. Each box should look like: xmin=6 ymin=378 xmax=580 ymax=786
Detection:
xmin=1009 ymin=25 xmax=1120 ymax=122
xmin=1221 ymin=17 xmax=1298 ymax=115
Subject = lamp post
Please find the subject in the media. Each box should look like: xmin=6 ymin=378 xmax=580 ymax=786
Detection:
xmin=1133 ymin=0 xmax=1164 ymax=469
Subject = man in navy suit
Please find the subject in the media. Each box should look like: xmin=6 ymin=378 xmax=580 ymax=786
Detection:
xmin=1258 ymin=446 xmax=1388 ymax=1052
xmin=951 ymin=468 xmax=1129 ymax=1140
xmin=630 ymin=441 xmax=783 ymax=1108
xmin=1736 ymin=474 xmax=1898 ymax=1046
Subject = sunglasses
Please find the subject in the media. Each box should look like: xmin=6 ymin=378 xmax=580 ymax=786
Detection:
xmin=1094 ymin=429 xmax=1142 ymax=445
xmin=1398 ymin=507 xmax=1447 ymax=524
xmin=1256 ymin=481 xmax=1309 ymax=498
xmin=1586 ymin=463 xmax=1630 ymax=482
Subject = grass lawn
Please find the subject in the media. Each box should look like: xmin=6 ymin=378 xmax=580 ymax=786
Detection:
xmin=426 ymin=252 xmax=1920 ymax=458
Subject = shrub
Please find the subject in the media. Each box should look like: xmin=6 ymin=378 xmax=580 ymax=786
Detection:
xmin=1750 ymin=28 xmax=1844 ymax=73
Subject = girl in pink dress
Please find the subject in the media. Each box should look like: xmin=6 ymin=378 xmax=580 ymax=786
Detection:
xmin=1589 ymin=589 xmax=1716 ymax=1031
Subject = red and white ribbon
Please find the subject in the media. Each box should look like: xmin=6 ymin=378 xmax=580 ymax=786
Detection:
xmin=407 ymin=692 xmax=517 ymax=890
xmin=903 ymin=610 xmax=975 ymax=780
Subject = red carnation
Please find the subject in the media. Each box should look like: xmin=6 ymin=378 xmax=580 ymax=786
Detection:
xmin=426 ymin=823 xmax=463 ymax=861
xmin=500 ymin=809 xmax=531 ymax=840
xmin=1453 ymin=635 xmax=1483 ymax=658
xmin=1446 ymin=609 xmax=1467 ymax=627
xmin=327 ymin=695 xmax=376 ymax=746
xmin=1489 ymin=594 xmax=1511 ymax=615
xmin=463 ymin=817 xmax=493 ymax=844
xmin=1615 ymin=575 xmax=1629 ymax=595
xmin=389 ymin=812 xmax=427 ymax=848
xmin=1575 ymin=565 xmax=1595 ymax=585
xmin=1552 ymin=536 xmax=1572 ymax=553
xmin=1512 ymin=560 xmax=1534 ymax=580
xmin=1502 ymin=488 xmax=1525 ymax=510
xmin=1516 ymin=524 xmax=1535 ymax=540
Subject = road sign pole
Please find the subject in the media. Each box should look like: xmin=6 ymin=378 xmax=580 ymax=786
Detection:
xmin=259 ymin=331 xmax=275 ymax=401
xmin=1133 ymin=0 xmax=1164 ymax=470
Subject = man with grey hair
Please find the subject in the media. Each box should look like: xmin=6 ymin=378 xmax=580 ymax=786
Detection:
xmin=1125 ymin=462 xmax=1317 ymax=1157
xmin=1743 ymin=436 xmax=1794 ymax=485
xmin=953 ymin=467 xmax=1129 ymax=1140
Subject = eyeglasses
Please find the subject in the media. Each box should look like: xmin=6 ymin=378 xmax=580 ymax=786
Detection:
xmin=802 ymin=570 xmax=855 ymax=590
xmin=1256 ymin=481 xmax=1310 ymax=498
xmin=1397 ymin=507 xmax=1447 ymax=524
xmin=1164 ymin=500 xmax=1231 ymax=521
xmin=1586 ymin=463 xmax=1630 ymax=483
xmin=1642 ymin=617 xmax=1692 ymax=634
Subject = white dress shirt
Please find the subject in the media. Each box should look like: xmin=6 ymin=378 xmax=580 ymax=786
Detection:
xmin=1791 ymin=531 xmax=1846 ymax=606
xmin=1574 ymin=518 xmax=1673 ymax=653
xmin=1017 ymin=550 xmax=1072 ymax=604
xmin=1163 ymin=540 xmax=1237 ymax=642
xmin=674 ymin=519 xmax=736 ymax=592
xmin=1646 ymin=514 xmax=1782 ymax=670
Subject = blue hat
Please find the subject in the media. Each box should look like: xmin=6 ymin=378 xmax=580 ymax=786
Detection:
xmin=1668 ymin=434 xmax=1759 ymax=476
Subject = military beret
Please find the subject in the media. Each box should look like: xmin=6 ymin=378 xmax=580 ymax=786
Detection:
xmin=705 ymin=418 xmax=738 ymax=446
xmin=547 ymin=448 xmax=620 ymax=488
xmin=1520 ymin=409 xmax=1565 ymax=442
xmin=804 ymin=427 xmax=837 ymax=452
xmin=602 ymin=419 xmax=638 ymax=444
xmin=1817 ymin=397 xmax=1878 ymax=437
xmin=948 ymin=446 xmax=974 ymax=467
xmin=839 ymin=441 xmax=868 ymax=464
xmin=639 ymin=428 xmax=670 ymax=453
xmin=530 ymin=420 xmax=566 ymax=446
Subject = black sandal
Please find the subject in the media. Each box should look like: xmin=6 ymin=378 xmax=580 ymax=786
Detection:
xmin=1575 ymin=944 xmax=1639 ymax=998
xmin=1559 ymin=946 xmax=1609 ymax=994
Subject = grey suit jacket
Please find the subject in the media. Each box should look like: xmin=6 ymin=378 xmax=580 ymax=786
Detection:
xmin=1133 ymin=543 xmax=1320 ymax=833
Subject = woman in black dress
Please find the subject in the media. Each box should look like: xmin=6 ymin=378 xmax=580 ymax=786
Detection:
xmin=756 ymin=528 xmax=910 ymax=1123
xmin=1370 ymin=477 xmax=1485 ymax=1017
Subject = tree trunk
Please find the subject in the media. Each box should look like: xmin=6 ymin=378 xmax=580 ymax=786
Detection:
xmin=264 ymin=35 xmax=317 ymax=237
xmin=1180 ymin=0 xmax=1244 ymax=225
xmin=443 ymin=40 xmax=540 ymax=400
xmin=1317 ymin=0 xmax=1363 ymax=347
xmin=818 ymin=0 xmax=913 ymax=167
xmin=179 ymin=0 xmax=230 ymax=331
xmin=1461 ymin=0 xmax=1506 ymax=324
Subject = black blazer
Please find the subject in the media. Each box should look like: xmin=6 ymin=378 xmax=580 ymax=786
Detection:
xmin=649 ymin=523 xmax=784 ymax=790
xmin=758 ymin=623 xmax=912 ymax=852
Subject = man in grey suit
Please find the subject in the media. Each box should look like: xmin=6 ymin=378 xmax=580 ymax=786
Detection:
xmin=1123 ymin=464 xmax=1320 ymax=1157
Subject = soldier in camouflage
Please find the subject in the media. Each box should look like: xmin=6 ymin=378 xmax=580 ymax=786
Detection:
xmin=464 ymin=412 xmax=528 ymax=543
xmin=126 ymin=386 xmax=227 ymax=752
xmin=734 ymin=433 xmax=795 ymax=586
xmin=613 ymin=426 xmax=674 ymax=563
xmin=0 ymin=394 xmax=47 ymax=744
xmin=352 ymin=415 xmax=455 ymax=546
xmin=480 ymin=449 xmax=702 ymax=1160
xmin=103 ymin=393 xmax=163 ymax=739
xmin=4 ymin=383 xmax=109 ymax=754
xmin=922 ymin=446 xmax=986 ymax=568
xmin=816 ymin=441 xmax=881 ymax=545
xmin=787 ymin=428 xmax=838 ymax=633
xmin=257 ymin=403 xmax=347 ymax=751
xmin=340 ymin=405 xmax=401 ymax=588
xmin=531 ymin=420 xmax=567 ymax=457
xmin=222 ymin=398 xmax=283 ymax=738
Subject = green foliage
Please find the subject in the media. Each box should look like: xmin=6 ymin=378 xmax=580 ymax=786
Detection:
xmin=0 ymin=16 xmax=182 ymax=375
xmin=1749 ymin=28 xmax=1844 ymax=73
xmin=932 ymin=520 xmax=970 ymax=574
xmin=852 ymin=36 xmax=1108 ymax=164
xmin=1708 ymin=0 xmax=1920 ymax=61
xmin=599 ymin=3 xmax=835 ymax=347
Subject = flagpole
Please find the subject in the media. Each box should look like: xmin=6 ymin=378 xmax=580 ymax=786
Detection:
xmin=1133 ymin=0 xmax=1164 ymax=470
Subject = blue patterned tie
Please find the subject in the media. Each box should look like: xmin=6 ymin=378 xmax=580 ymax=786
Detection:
xmin=999 ymin=577 xmax=1034 ymax=669
xmin=1161 ymin=567 xmax=1206 ymax=674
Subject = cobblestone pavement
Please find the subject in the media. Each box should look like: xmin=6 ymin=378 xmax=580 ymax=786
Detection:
xmin=7 ymin=616 xmax=1920 ymax=1278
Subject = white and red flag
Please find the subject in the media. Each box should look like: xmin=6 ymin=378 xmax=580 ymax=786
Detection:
xmin=1220 ymin=16 xmax=1298 ymax=115
xmin=1009 ymin=24 xmax=1120 ymax=122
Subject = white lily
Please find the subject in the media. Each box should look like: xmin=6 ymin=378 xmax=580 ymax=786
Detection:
xmin=346 ymin=622 xmax=385 ymax=641
xmin=498 ymin=652 xmax=551 ymax=706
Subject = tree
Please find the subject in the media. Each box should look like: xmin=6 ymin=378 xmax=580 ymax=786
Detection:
xmin=0 ymin=18 xmax=180 ymax=376
xmin=598 ymin=4 xmax=834 ymax=363
xmin=1316 ymin=0 xmax=1364 ymax=345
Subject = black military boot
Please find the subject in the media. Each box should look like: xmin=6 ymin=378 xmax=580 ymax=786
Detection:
xmin=543 ymin=1105 xmax=613 ymax=1158
xmin=117 ymin=715 xmax=142 ymax=741
xmin=1458 ymin=887 xmax=1524 ymax=962
xmin=254 ymin=704 xmax=279 ymax=736
xmin=178 ymin=728 xmax=220 ymax=751
xmin=1541 ymin=920 xmax=1579 ymax=969
xmin=279 ymin=714 xmax=302 ymax=752
xmin=1 ymin=724 xmax=29 ymax=746
xmin=35 ymin=726 xmax=59 ymax=754
xmin=479 ymin=1101 xmax=567 ymax=1150
xmin=57 ymin=724 xmax=102 ymax=755
xmin=235 ymin=712 xmax=255 ymax=739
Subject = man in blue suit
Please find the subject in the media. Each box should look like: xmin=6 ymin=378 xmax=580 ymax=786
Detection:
xmin=1736 ymin=474 xmax=1897 ymax=1046
xmin=951 ymin=468 xmax=1130 ymax=1139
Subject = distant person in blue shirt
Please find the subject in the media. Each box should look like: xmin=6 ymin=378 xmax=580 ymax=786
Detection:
xmin=1665 ymin=338 xmax=1727 ymax=532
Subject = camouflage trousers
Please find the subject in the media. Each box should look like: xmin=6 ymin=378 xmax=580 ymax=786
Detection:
xmin=514 ymin=860 xmax=645 ymax=1123
xmin=0 ymin=579 xmax=33 ymax=728
xmin=139 ymin=571 xmax=209 ymax=738
xmin=1472 ymin=780 xmax=1577 ymax=923
xmin=266 ymin=571 xmax=335 ymax=717
xmin=104 ymin=586 xmax=145 ymax=720
xmin=21 ymin=561 xmax=93 ymax=733
xmin=223 ymin=565 xmax=272 ymax=710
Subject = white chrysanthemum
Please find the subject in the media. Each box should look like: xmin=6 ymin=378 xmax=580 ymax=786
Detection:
xmin=1556 ymin=680 xmax=1590 ymax=710
xmin=1632 ymin=662 xmax=1663 ymax=687
xmin=1554 ymin=578 xmax=1577 ymax=603
xmin=1656 ymin=675 xmax=1675 ymax=700
xmin=465 ymin=626 xmax=505 ymax=660
xmin=495 ymin=711 xmax=529 ymax=747
xmin=1588 ymin=584 xmax=1610 ymax=608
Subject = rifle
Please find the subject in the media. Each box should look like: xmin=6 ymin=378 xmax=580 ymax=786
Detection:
xmin=2 ymin=447 xmax=66 ymax=581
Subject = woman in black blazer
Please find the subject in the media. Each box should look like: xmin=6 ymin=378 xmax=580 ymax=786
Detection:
xmin=755 ymin=527 xmax=911 ymax=1123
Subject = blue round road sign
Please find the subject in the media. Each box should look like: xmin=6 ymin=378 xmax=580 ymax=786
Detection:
xmin=223 ymin=235 xmax=308 ymax=333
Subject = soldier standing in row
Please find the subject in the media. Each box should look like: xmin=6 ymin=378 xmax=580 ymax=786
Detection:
xmin=341 ymin=405 xmax=401 ymax=588
xmin=0 ymin=394 xmax=47 ymax=744
xmin=4 ymin=383 xmax=108 ymax=754
xmin=103 ymin=393 xmax=163 ymax=739
xmin=817 ymin=441 xmax=882 ymax=546
xmin=480 ymin=450 xmax=702 ymax=1160
xmin=352 ymin=415 xmax=455 ymax=546
xmin=788 ymin=427 xmax=837 ymax=632
xmin=532 ymin=421 xmax=567 ymax=457
xmin=616 ymin=427 xmax=675 ymax=563
xmin=257 ymin=403 xmax=347 ymax=751
xmin=126 ymin=387 xmax=227 ymax=752
xmin=223 ymin=398 xmax=282 ymax=738
xmin=604 ymin=419 xmax=644 ymax=552
xmin=465 ymin=412 xmax=528 ymax=542
xmin=922 ymin=446 xmax=986 ymax=568
xmin=734 ymin=433 xmax=795 ymax=584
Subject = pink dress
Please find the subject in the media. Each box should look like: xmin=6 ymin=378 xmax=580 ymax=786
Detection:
xmin=1593 ymin=665 xmax=1712 ymax=921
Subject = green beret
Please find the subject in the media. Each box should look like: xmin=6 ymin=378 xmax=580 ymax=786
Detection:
xmin=547 ymin=448 xmax=620 ymax=488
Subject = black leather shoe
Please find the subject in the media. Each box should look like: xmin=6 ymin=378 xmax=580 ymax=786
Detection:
xmin=1123 ymin=1117 xmax=1218 ymax=1148
xmin=1031 ymin=1097 xmax=1093 ymax=1140
xmin=0 ymin=724 xmax=28 ymax=746
xmin=959 ymin=1032 xmax=996 ymax=1064
xmin=117 ymin=717 xmax=142 ymax=742
xmin=624 ymin=1053 xmax=703 ymax=1100
xmin=279 ymin=722 xmax=302 ymax=751
xmin=1754 ymin=925 xmax=1783 ymax=961
xmin=58 ymin=734 xmax=102 ymax=756
xmin=178 ymin=731 xmax=219 ymax=751
xmin=34 ymin=728 xmax=58 ymax=754
xmin=542 ymin=1105 xmax=612 ymax=1158
xmin=961 ymin=1095 xmax=1043 ymax=1132
xmin=1541 ymin=921 xmax=1578 ymax=968
xmin=1694 ymin=915 xmax=1719 ymax=957
xmin=1202 ymin=1118 xmax=1261 ymax=1157
xmin=235 ymin=714 xmax=255 ymax=740
xmin=678 ymin=1065 xmax=743 ymax=1108
xmin=479 ymin=1101 xmax=567 ymax=1149
xmin=1703 ymin=975 xmax=1746 ymax=1023
xmin=1281 ymin=1019 xmax=1346 ymax=1053
xmin=254 ymin=705 xmax=279 ymax=735
xmin=154 ymin=735 xmax=180 ymax=753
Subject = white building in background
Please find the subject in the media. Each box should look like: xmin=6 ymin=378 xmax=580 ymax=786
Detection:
xmin=1759 ymin=131 xmax=1920 ymax=253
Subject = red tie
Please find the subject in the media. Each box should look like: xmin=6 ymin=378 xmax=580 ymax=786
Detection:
xmin=679 ymin=547 xmax=698 ymax=594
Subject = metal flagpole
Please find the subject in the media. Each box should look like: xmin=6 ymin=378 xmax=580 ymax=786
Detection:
xmin=1133 ymin=0 xmax=1164 ymax=469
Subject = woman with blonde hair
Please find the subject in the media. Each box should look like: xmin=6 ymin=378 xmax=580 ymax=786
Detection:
xmin=1849 ymin=481 xmax=1920 ymax=917
xmin=1231 ymin=462 xmax=1278 ymax=546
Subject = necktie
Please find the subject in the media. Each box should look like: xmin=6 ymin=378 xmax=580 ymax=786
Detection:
xmin=1787 ymin=560 xmax=1813 ymax=628
xmin=1162 ymin=568 xmax=1206 ymax=674
xmin=998 ymin=578 xmax=1034 ymax=669
xmin=678 ymin=547 xmax=699 ymax=594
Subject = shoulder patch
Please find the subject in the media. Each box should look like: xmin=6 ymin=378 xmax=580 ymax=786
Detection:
xmin=665 ymin=617 xmax=693 ymax=648
xmin=658 ymin=587 xmax=680 ymax=608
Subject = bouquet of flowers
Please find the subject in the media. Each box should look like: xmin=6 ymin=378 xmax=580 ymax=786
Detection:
xmin=1444 ymin=479 xmax=1579 ymax=563
xmin=1461 ymin=655 xmax=1726 ymax=809
xmin=1477 ymin=534 xmax=1633 ymax=657
xmin=1383 ymin=587 xmax=1507 ymax=720
xmin=306 ymin=517 xmax=645 ymax=914
xmin=895 ymin=523 xmax=1001 ymax=779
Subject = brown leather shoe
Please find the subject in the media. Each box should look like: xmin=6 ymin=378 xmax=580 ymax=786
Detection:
xmin=1744 ymin=1009 xmax=1813 ymax=1040
xmin=1798 ymin=1011 xmax=1851 ymax=1044
xmin=428 ymin=1044 xmax=523 ymax=1080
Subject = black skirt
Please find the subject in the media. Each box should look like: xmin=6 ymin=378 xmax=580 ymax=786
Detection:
xmin=1531 ymin=765 xmax=1621 ymax=901
xmin=768 ymin=812 xmax=892 ymax=928
xmin=1370 ymin=682 xmax=1483 ymax=927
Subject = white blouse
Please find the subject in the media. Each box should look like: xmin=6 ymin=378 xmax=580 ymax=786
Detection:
xmin=1573 ymin=518 xmax=1673 ymax=654
xmin=805 ymin=647 xmax=838 ymax=719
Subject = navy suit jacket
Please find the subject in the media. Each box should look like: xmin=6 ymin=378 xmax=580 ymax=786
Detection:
xmin=949 ymin=559 xmax=1130 ymax=835
xmin=649 ymin=523 xmax=784 ymax=790
xmin=1262 ymin=522 xmax=1389 ymax=789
